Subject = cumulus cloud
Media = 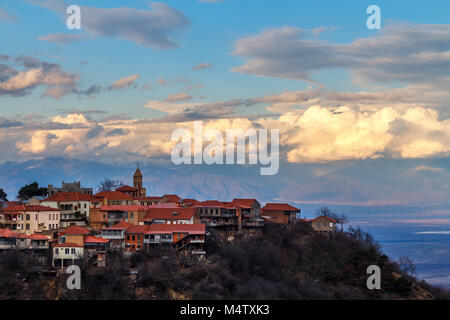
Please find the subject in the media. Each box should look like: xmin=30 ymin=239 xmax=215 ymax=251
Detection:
xmin=6 ymin=104 xmax=448 ymax=164
xmin=109 ymin=74 xmax=140 ymax=91
xmin=275 ymin=106 xmax=450 ymax=163
xmin=0 ymin=54 xmax=102 ymax=99
xmin=232 ymin=24 xmax=450 ymax=86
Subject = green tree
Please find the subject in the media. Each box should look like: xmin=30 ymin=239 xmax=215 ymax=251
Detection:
xmin=17 ymin=182 xmax=48 ymax=201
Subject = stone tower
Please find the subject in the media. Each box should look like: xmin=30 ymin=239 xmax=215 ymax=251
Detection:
xmin=133 ymin=165 xmax=146 ymax=197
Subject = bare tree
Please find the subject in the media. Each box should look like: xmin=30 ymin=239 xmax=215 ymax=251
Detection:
xmin=97 ymin=178 xmax=124 ymax=192
xmin=398 ymin=256 xmax=417 ymax=277
xmin=316 ymin=207 xmax=348 ymax=231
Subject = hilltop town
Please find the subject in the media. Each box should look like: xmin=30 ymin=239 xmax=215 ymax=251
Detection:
xmin=0 ymin=167 xmax=337 ymax=270
xmin=1 ymin=167 xmax=448 ymax=300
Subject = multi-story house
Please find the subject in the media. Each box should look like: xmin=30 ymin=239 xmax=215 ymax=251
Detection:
xmin=262 ymin=203 xmax=300 ymax=225
xmin=141 ymin=207 xmax=199 ymax=225
xmin=0 ymin=204 xmax=61 ymax=234
xmin=41 ymin=192 xmax=94 ymax=227
xmin=195 ymin=200 xmax=264 ymax=229
xmin=90 ymin=205 xmax=148 ymax=229
xmin=93 ymin=191 xmax=133 ymax=206
xmin=52 ymin=225 xmax=109 ymax=268
xmin=99 ymin=220 xmax=131 ymax=249
xmin=143 ymin=224 xmax=206 ymax=259
xmin=308 ymin=216 xmax=337 ymax=234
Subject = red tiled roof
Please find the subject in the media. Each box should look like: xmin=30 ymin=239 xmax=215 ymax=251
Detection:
xmin=105 ymin=220 xmax=132 ymax=230
xmin=144 ymin=223 xmax=205 ymax=235
xmin=133 ymin=196 xmax=161 ymax=201
xmin=161 ymin=194 xmax=181 ymax=203
xmin=182 ymin=199 xmax=200 ymax=205
xmin=54 ymin=242 xmax=83 ymax=248
xmin=263 ymin=203 xmax=300 ymax=212
xmin=29 ymin=234 xmax=50 ymax=240
xmin=94 ymin=191 xmax=132 ymax=200
xmin=200 ymin=200 xmax=226 ymax=207
xmin=60 ymin=225 xmax=89 ymax=235
xmin=310 ymin=216 xmax=336 ymax=223
xmin=126 ymin=225 xmax=149 ymax=234
xmin=232 ymin=198 xmax=260 ymax=207
xmin=142 ymin=207 xmax=196 ymax=221
xmin=0 ymin=228 xmax=18 ymax=238
xmin=43 ymin=192 xmax=94 ymax=202
xmin=84 ymin=235 xmax=109 ymax=244
xmin=116 ymin=185 xmax=138 ymax=192
xmin=1 ymin=205 xmax=60 ymax=213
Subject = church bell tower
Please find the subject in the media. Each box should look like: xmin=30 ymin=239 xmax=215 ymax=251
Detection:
xmin=133 ymin=164 xmax=146 ymax=197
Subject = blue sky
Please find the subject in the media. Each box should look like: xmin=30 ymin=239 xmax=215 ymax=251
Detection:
xmin=0 ymin=0 xmax=449 ymax=209
xmin=1 ymin=0 xmax=449 ymax=119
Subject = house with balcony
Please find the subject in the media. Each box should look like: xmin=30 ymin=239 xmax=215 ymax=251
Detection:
xmin=141 ymin=207 xmax=199 ymax=225
xmin=99 ymin=220 xmax=131 ymax=249
xmin=262 ymin=203 xmax=301 ymax=225
xmin=143 ymin=224 xmax=206 ymax=259
xmin=0 ymin=204 xmax=61 ymax=234
xmin=41 ymin=192 xmax=94 ymax=227
xmin=52 ymin=225 xmax=109 ymax=268
xmin=93 ymin=191 xmax=133 ymax=207
xmin=195 ymin=200 xmax=264 ymax=229
xmin=90 ymin=205 xmax=147 ymax=229
xmin=124 ymin=224 xmax=148 ymax=252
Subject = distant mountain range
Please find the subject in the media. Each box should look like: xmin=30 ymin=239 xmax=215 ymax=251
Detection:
xmin=1 ymin=157 xmax=449 ymax=210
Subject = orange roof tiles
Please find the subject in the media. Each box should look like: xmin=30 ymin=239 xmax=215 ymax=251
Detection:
xmin=116 ymin=185 xmax=138 ymax=192
xmin=105 ymin=220 xmax=132 ymax=230
xmin=29 ymin=234 xmax=50 ymax=240
xmin=84 ymin=235 xmax=109 ymax=243
xmin=94 ymin=191 xmax=132 ymax=200
xmin=263 ymin=203 xmax=300 ymax=212
xmin=126 ymin=225 xmax=149 ymax=234
xmin=142 ymin=207 xmax=196 ymax=221
xmin=1 ymin=205 xmax=60 ymax=213
xmin=43 ymin=192 xmax=94 ymax=202
xmin=232 ymin=198 xmax=260 ymax=207
xmin=145 ymin=223 xmax=205 ymax=235
xmin=60 ymin=225 xmax=89 ymax=235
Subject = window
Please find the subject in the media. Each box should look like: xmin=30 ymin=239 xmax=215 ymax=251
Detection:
xmin=55 ymin=248 xmax=59 ymax=254
xmin=60 ymin=236 xmax=66 ymax=243
xmin=26 ymin=214 xmax=30 ymax=220
xmin=65 ymin=248 xmax=69 ymax=254
xmin=84 ymin=203 xmax=87 ymax=209
xmin=71 ymin=248 xmax=76 ymax=254
xmin=127 ymin=235 xmax=130 ymax=241
xmin=26 ymin=223 xmax=30 ymax=230
xmin=132 ymin=235 xmax=135 ymax=241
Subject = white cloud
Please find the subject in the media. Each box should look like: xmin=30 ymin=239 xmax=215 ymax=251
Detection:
xmin=232 ymin=24 xmax=450 ymax=86
xmin=109 ymin=74 xmax=140 ymax=90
